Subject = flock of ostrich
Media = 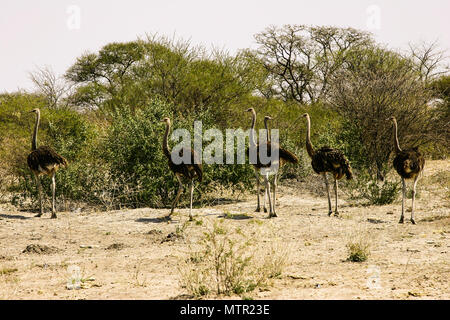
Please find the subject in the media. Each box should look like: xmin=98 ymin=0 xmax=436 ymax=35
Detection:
xmin=26 ymin=107 xmax=425 ymax=224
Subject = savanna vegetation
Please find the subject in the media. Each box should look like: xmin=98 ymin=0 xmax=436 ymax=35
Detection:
xmin=0 ymin=27 xmax=448 ymax=211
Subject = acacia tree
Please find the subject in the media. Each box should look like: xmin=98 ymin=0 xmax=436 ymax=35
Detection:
xmin=253 ymin=25 xmax=373 ymax=104
xmin=408 ymin=41 xmax=449 ymax=84
xmin=29 ymin=66 xmax=73 ymax=109
xmin=328 ymin=46 xmax=438 ymax=180
xmin=65 ymin=41 xmax=145 ymax=111
xmin=64 ymin=35 xmax=262 ymax=127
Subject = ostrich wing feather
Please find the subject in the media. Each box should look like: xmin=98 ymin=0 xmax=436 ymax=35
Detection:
xmin=393 ymin=148 xmax=425 ymax=179
xmin=27 ymin=146 xmax=68 ymax=173
xmin=312 ymin=147 xmax=353 ymax=180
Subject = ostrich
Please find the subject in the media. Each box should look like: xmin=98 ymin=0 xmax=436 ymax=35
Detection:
xmin=388 ymin=116 xmax=425 ymax=224
xmin=302 ymin=113 xmax=352 ymax=216
xmin=161 ymin=117 xmax=203 ymax=221
xmin=27 ymin=108 xmax=68 ymax=219
xmin=246 ymin=108 xmax=298 ymax=217
xmin=263 ymin=115 xmax=299 ymax=216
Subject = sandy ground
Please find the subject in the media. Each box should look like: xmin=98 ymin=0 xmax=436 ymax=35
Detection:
xmin=0 ymin=160 xmax=448 ymax=300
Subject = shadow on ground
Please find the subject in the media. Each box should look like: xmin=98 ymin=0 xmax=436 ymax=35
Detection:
xmin=135 ymin=216 xmax=172 ymax=224
xmin=0 ymin=213 xmax=32 ymax=220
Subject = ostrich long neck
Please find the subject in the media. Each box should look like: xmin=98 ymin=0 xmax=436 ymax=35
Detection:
xmin=32 ymin=111 xmax=40 ymax=150
xmin=392 ymin=119 xmax=402 ymax=153
xmin=163 ymin=121 xmax=171 ymax=158
xmin=249 ymin=110 xmax=257 ymax=147
xmin=264 ymin=118 xmax=270 ymax=142
xmin=305 ymin=115 xmax=315 ymax=157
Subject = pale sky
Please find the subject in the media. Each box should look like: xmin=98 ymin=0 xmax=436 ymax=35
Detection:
xmin=1 ymin=0 xmax=449 ymax=92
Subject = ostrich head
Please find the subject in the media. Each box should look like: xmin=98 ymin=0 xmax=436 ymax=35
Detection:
xmin=302 ymin=113 xmax=309 ymax=118
xmin=161 ymin=117 xmax=171 ymax=125
xmin=264 ymin=116 xmax=273 ymax=121
xmin=245 ymin=108 xmax=255 ymax=114
xmin=387 ymin=116 xmax=397 ymax=122
xmin=30 ymin=108 xmax=40 ymax=114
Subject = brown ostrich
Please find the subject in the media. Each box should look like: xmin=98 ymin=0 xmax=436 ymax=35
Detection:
xmin=302 ymin=113 xmax=352 ymax=216
xmin=246 ymin=108 xmax=298 ymax=217
xmin=27 ymin=108 xmax=68 ymax=218
xmin=161 ymin=117 xmax=203 ymax=221
xmin=388 ymin=116 xmax=425 ymax=224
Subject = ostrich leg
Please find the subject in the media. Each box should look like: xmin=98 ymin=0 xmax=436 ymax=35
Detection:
xmin=189 ymin=180 xmax=194 ymax=221
xmin=170 ymin=174 xmax=184 ymax=218
xmin=410 ymin=176 xmax=419 ymax=224
xmin=51 ymin=173 xmax=57 ymax=219
xmin=334 ymin=177 xmax=339 ymax=217
xmin=264 ymin=173 xmax=274 ymax=218
xmin=399 ymin=178 xmax=406 ymax=224
xmin=263 ymin=187 xmax=268 ymax=213
xmin=254 ymin=170 xmax=261 ymax=212
xmin=322 ymin=173 xmax=332 ymax=216
xmin=34 ymin=174 xmax=43 ymax=217
xmin=262 ymin=179 xmax=268 ymax=213
xmin=272 ymin=173 xmax=278 ymax=217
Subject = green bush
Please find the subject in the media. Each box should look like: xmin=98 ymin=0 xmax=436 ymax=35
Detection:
xmin=45 ymin=109 xmax=98 ymax=160
xmin=344 ymin=170 xmax=400 ymax=205
xmin=101 ymin=99 xmax=174 ymax=207
xmin=365 ymin=179 xmax=400 ymax=205
xmin=336 ymin=121 xmax=369 ymax=172
xmin=101 ymin=99 xmax=255 ymax=208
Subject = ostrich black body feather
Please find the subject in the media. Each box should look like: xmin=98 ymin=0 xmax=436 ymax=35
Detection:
xmin=311 ymin=147 xmax=353 ymax=180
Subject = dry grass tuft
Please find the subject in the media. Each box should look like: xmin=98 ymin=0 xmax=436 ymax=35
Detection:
xmin=179 ymin=220 xmax=289 ymax=298
xmin=346 ymin=230 xmax=372 ymax=263
xmin=0 ymin=267 xmax=18 ymax=276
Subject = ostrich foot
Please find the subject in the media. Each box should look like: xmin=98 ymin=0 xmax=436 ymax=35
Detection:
xmin=51 ymin=213 xmax=57 ymax=219
xmin=269 ymin=213 xmax=278 ymax=218
xmin=255 ymin=207 xmax=261 ymax=213
xmin=328 ymin=211 xmax=333 ymax=217
xmin=399 ymin=216 xmax=404 ymax=224
xmin=334 ymin=211 xmax=339 ymax=217
xmin=264 ymin=208 xmax=268 ymax=213
xmin=35 ymin=213 xmax=42 ymax=218
xmin=410 ymin=218 xmax=416 ymax=225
